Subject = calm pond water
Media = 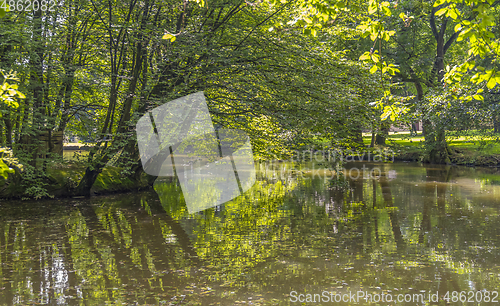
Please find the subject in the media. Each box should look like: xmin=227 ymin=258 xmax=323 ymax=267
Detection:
xmin=0 ymin=162 xmax=499 ymax=305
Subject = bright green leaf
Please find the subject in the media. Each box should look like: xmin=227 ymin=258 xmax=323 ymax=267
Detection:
xmin=0 ymin=160 xmax=14 ymax=180
xmin=435 ymin=8 xmax=447 ymax=16
xmin=162 ymin=33 xmax=174 ymax=40
xmin=487 ymin=76 xmax=497 ymax=89
xmin=449 ymin=9 xmax=458 ymax=19
xmin=359 ymin=52 xmax=371 ymax=61
xmin=433 ymin=0 xmax=446 ymax=7
xmin=368 ymin=0 xmax=377 ymax=14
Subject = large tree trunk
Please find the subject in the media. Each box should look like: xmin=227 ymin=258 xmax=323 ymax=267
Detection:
xmin=494 ymin=113 xmax=500 ymax=133
xmin=375 ymin=134 xmax=385 ymax=145
xmin=429 ymin=126 xmax=450 ymax=164
xmin=422 ymin=120 xmax=450 ymax=164
xmin=414 ymin=79 xmax=449 ymax=164
xmin=74 ymin=155 xmax=105 ymax=197
xmin=422 ymin=119 xmax=433 ymax=142
xmin=375 ymin=122 xmax=390 ymax=145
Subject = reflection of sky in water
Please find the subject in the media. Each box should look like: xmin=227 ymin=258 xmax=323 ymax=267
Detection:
xmin=54 ymin=256 xmax=69 ymax=305
xmin=36 ymin=253 xmax=69 ymax=305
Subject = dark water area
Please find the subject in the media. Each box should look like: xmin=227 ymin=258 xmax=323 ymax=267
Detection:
xmin=0 ymin=162 xmax=499 ymax=305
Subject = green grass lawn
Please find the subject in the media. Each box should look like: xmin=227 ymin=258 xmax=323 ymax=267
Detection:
xmin=363 ymin=132 xmax=500 ymax=154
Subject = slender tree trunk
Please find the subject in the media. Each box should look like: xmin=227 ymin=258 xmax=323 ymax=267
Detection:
xmin=0 ymin=123 xmax=4 ymax=146
xmin=14 ymin=112 xmax=21 ymax=144
xmin=56 ymin=66 xmax=76 ymax=133
xmin=411 ymin=122 xmax=417 ymax=134
xmin=74 ymin=0 xmax=147 ymax=196
xmin=3 ymin=118 xmax=12 ymax=147
xmin=352 ymin=124 xmax=364 ymax=146
xmin=28 ymin=8 xmax=45 ymax=168
xmin=494 ymin=113 xmax=500 ymax=133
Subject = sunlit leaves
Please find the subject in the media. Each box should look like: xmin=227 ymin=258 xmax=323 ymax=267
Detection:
xmin=357 ymin=20 xmax=395 ymax=42
xmin=378 ymin=90 xmax=409 ymax=121
xmin=356 ymin=0 xmax=400 ymax=116
xmin=0 ymin=160 xmax=14 ymax=180
xmin=368 ymin=0 xmax=378 ymax=14
xmin=359 ymin=51 xmax=399 ymax=76
xmin=367 ymin=0 xmax=391 ymax=16
xmin=433 ymin=0 xmax=446 ymax=6
xmin=467 ymin=70 xmax=500 ymax=90
xmin=382 ymin=63 xmax=399 ymax=75
xmin=359 ymin=52 xmax=371 ymax=61
xmin=486 ymin=73 xmax=500 ymax=89
xmin=381 ymin=103 xmax=408 ymax=121
xmin=189 ymin=0 xmax=205 ymax=7
xmin=0 ymin=70 xmax=24 ymax=109
xmin=265 ymin=0 xmax=353 ymax=37
xmin=162 ymin=33 xmax=176 ymax=42
xmin=472 ymin=94 xmax=484 ymax=101
xmin=380 ymin=1 xmax=392 ymax=16
xmin=434 ymin=4 xmax=459 ymax=19
xmin=435 ymin=0 xmax=499 ymax=98
xmin=0 ymin=147 xmax=19 ymax=180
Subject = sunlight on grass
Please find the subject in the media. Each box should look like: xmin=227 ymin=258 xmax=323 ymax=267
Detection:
xmin=363 ymin=132 xmax=500 ymax=154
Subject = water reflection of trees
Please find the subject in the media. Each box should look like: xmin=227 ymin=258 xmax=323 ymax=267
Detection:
xmin=0 ymin=192 xmax=206 ymax=304
xmin=0 ymin=163 xmax=499 ymax=304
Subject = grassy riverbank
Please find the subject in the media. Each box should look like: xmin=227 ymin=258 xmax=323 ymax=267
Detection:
xmin=365 ymin=132 xmax=500 ymax=166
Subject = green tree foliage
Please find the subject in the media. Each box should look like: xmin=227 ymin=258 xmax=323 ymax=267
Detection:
xmin=353 ymin=0 xmax=500 ymax=163
xmin=3 ymin=0 xmax=498 ymax=196
xmin=0 ymin=70 xmax=24 ymax=179
xmin=0 ymin=0 xmax=381 ymax=197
